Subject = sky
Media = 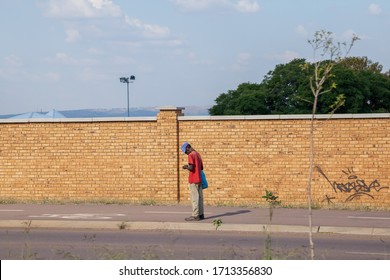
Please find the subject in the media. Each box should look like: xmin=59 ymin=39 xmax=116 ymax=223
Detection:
xmin=0 ymin=0 xmax=389 ymax=115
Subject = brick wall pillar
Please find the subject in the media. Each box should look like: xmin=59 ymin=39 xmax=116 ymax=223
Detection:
xmin=156 ymin=107 xmax=184 ymax=203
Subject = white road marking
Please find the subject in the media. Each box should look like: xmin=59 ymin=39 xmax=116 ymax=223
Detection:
xmin=145 ymin=211 xmax=192 ymax=214
xmin=145 ymin=211 xmax=212 ymax=215
xmin=345 ymin=251 xmax=389 ymax=256
xmin=348 ymin=216 xmax=390 ymax=220
xmin=28 ymin=213 xmax=126 ymax=220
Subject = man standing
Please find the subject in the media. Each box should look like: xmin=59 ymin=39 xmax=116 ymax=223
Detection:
xmin=181 ymin=142 xmax=204 ymax=221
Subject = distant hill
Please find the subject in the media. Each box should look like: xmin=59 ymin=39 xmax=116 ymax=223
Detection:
xmin=0 ymin=106 xmax=210 ymax=119
xmin=60 ymin=108 xmax=158 ymax=118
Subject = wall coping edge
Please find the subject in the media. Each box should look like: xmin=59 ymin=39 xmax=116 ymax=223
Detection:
xmin=0 ymin=117 xmax=157 ymax=124
xmin=178 ymin=113 xmax=390 ymax=121
xmin=1 ymin=113 xmax=389 ymax=124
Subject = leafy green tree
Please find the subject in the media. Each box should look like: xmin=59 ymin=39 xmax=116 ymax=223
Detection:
xmin=304 ymin=30 xmax=359 ymax=260
xmin=262 ymin=59 xmax=312 ymax=114
xmin=332 ymin=60 xmax=390 ymax=113
xmin=340 ymin=56 xmax=383 ymax=73
xmin=209 ymin=57 xmax=390 ymax=115
xmin=209 ymin=83 xmax=269 ymax=115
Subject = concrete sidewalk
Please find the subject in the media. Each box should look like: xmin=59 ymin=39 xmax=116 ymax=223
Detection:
xmin=0 ymin=204 xmax=389 ymax=236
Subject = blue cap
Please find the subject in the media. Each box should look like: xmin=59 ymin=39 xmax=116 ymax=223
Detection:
xmin=181 ymin=142 xmax=189 ymax=153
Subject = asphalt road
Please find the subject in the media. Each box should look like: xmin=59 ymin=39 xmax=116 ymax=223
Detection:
xmin=1 ymin=204 xmax=390 ymax=260
xmin=1 ymin=228 xmax=389 ymax=260
xmin=0 ymin=204 xmax=390 ymax=235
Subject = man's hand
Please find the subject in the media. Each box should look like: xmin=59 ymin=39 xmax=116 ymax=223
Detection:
xmin=182 ymin=164 xmax=194 ymax=171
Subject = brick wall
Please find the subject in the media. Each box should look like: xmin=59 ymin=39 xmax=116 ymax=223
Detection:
xmin=0 ymin=112 xmax=180 ymax=204
xmin=1 ymin=108 xmax=389 ymax=209
xmin=179 ymin=115 xmax=390 ymax=209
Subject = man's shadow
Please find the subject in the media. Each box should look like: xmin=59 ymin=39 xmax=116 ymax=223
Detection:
xmin=204 ymin=210 xmax=251 ymax=220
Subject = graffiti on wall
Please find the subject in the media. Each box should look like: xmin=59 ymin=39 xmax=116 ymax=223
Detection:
xmin=316 ymin=166 xmax=389 ymax=203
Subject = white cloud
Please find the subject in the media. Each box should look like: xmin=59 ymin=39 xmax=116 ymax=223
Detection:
xmin=342 ymin=29 xmax=358 ymax=41
xmin=173 ymin=0 xmax=260 ymax=13
xmin=88 ymin=48 xmax=105 ymax=55
xmin=78 ymin=67 xmax=108 ymax=81
xmin=0 ymin=55 xmax=61 ymax=82
xmin=232 ymin=52 xmax=251 ymax=71
xmin=111 ymin=56 xmax=136 ymax=66
xmin=368 ymin=3 xmax=382 ymax=15
xmin=53 ymin=52 xmax=78 ymax=65
xmin=44 ymin=0 xmax=122 ymax=18
xmin=46 ymin=72 xmax=61 ymax=81
xmin=0 ymin=55 xmax=24 ymax=78
xmin=235 ymin=0 xmax=260 ymax=13
xmin=267 ymin=50 xmax=300 ymax=62
xmin=42 ymin=1 xmax=178 ymax=49
xmin=65 ymin=28 xmax=81 ymax=43
xmin=125 ymin=17 xmax=171 ymax=39
xmin=172 ymin=0 xmax=228 ymax=11
xmin=295 ymin=25 xmax=308 ymax=37
xmin=48 ymin=52 xmax=98 ymax=66
xmin=5 ymin=55 xmax=24 ymax=68
xmin=187 ymin=52 xmax=213 ymax=65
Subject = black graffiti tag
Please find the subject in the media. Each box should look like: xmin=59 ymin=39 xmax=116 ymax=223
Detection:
xmin=316 ymin=167 xmax=389 ymax=202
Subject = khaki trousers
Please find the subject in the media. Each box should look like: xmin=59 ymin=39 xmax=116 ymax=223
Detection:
xmin=189 ymin=183 xmax=204 ymax=217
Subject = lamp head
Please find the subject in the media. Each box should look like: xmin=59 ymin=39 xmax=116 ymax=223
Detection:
xmin=120 ymin=77 xmax=128 ymax=83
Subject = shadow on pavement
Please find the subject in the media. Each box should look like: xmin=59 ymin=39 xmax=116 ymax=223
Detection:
xmin=204 ymin=210 xmax=251 ymax=220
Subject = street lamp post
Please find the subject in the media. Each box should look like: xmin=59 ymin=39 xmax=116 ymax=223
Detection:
xmin=120 ymin=75 xmax=135 ymax=117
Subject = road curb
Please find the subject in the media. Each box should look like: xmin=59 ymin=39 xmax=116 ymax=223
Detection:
xmin=1 ymin=220 xmax=390 ymax=236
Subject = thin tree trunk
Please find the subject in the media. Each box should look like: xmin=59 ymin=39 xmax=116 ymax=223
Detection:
xmin=307 ymin=93 xmax=318 ymax=260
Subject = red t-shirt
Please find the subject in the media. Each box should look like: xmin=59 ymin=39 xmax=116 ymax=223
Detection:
xmin=187 ymin=150 xmax=203 ymax=184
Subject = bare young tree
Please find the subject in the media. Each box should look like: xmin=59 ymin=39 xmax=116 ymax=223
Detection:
xmin=304 ymin=30 xmax=360 ymax=260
